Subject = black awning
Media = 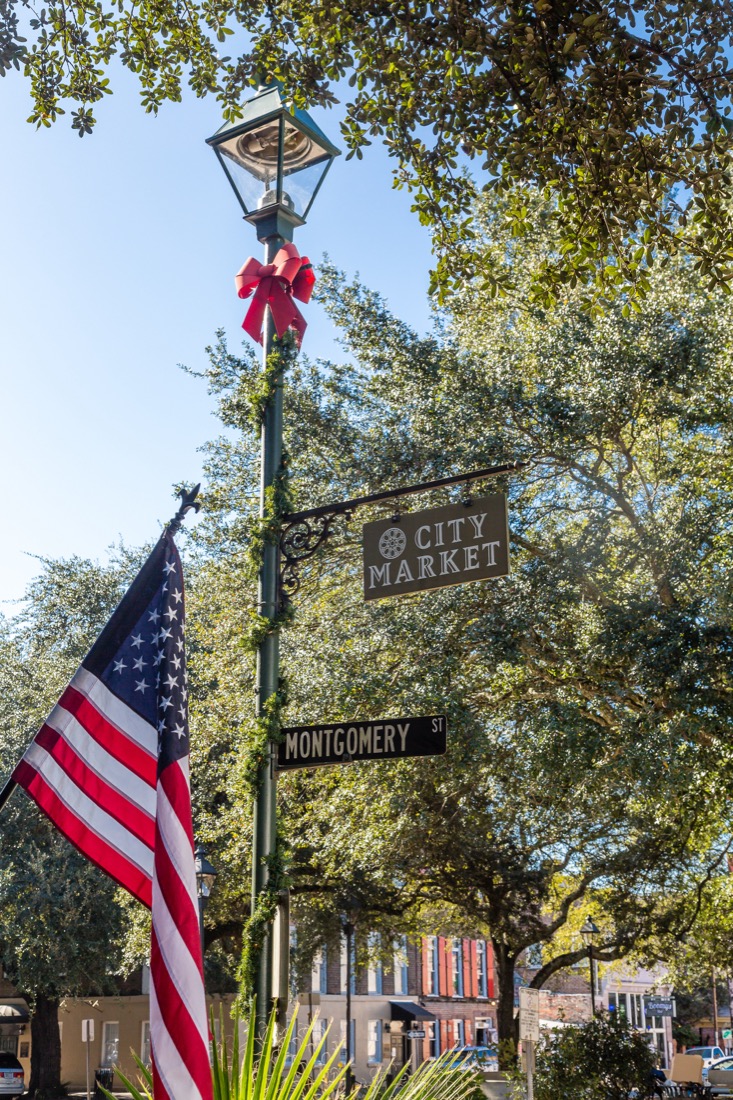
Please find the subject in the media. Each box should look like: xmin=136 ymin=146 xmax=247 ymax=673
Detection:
xmin=0 ymin=1004 xmax=29 ymax=1022
xmin=389 ymin=1001 xmax=435 ymax=1022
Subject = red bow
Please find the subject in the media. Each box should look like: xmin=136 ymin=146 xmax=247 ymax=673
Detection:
xmin=235 ymin=242 xmax=316 ymax=346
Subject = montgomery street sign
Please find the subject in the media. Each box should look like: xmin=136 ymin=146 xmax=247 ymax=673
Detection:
xmin=644 ymin=997 xmax=675 ymax=1017
xmin=277 ymin=714 xmax=447 ymax=771
xmin=363 ymin=495 xmax=510 ymax=601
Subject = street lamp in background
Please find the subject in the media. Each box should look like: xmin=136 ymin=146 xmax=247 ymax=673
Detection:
xmin=580 ymin=918 xmax=600 ymax=1015
xmin=206 ymin=85 xmax=339 ymax=1035
xmin=194 ymin=842 xmax=218 ymax=964
xmin=340 ymin=913 xmax=356 ymax=1094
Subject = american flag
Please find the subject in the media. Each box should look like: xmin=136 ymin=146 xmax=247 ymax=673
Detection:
xmin=13 ymin=532 xmax=212 ymax=1100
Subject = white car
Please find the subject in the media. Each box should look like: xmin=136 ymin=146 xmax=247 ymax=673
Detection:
xmin=0 ymin=1053 xmax=24 ymax=1096
xmin=686 ymin=1046 xmax=726 ymax=1078
xmin=707 ymin=1054 xmax=733 ymax=1093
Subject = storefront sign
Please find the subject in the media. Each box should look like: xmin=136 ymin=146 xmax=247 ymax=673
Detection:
xmin=277 ymin=715 xmax=447 ymax=771
xmin=363 ymin=495 xmax=509 ymax=600
xmin=406 ymin=1030 xmax=426 ymax=1039
xmin=644 ymin=997 xmax=674 ymax=1017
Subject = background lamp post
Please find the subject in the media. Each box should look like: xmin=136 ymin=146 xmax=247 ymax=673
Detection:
xmin=194 ymin=842 xmax=217 ymax=965
xmin=580 ymin=918 xmax=600 ymax=1015
xmin=340 ymin=912 xmax=357 ymax=1094
xmin=206 ymin=85 xmax=339 ymax=1037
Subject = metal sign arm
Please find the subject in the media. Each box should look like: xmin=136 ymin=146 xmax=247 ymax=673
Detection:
xmin=279 ymin=460 xmax=525 ymax=605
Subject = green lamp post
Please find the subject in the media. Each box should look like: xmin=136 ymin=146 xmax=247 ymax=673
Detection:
xmin=206 ymin=84 xmax=339 ymax=1035
xmin=580 ymin=917 xmax=600 ymax=1015
xmin=194 ymin=842 xmax=218 ymax=965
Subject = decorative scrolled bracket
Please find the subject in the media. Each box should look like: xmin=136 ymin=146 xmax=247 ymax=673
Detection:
xmin=275 ymin=460 xmax=526 ymax=612
xmin=278 ymin=508 xmax=354 ymax=609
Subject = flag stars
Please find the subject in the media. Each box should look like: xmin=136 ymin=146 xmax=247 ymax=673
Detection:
xmin=164 ymin=560 xmax=177 ymax=575
xmin=133 ymin=656 xmax=147 ymax=672
xmin=173 ymin=723 xmax=186 ymax=739
xmin=171 ymin=588 xmax=183 ymax=604
xmin=112 ymin=659 xmax=127 ymax=674
xmin=160 ymin=696 xmax=173 ymax=711
xmin=160 ymin=627 xmax=173 ymax=642
xmin=164 ymin=673 xmax=179 ymax=690
xmin=153 ymin=650 xmax=165 ymax=666
xmin=164 ymin=606 xmax=178 ymax=621
xmin=134 ymin=679 xmax=149 ymax=694
xmin=131 ymin=634 xmax=144 ymax=650
xmin=148 ymin=609 xmax=161 ymax=624
xmin=172 ymin=655 xmax=182 ymax=670
xmin=176 ymin=638 xmax=184 ymax=652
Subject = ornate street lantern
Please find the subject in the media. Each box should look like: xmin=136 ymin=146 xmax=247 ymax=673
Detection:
xmin=194 ymin=842 xmax=218 ymax=900
xmin=206 ymin=83 xmax=340 ymax=242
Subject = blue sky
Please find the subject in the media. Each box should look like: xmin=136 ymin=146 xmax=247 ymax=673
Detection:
xmin=0 ymin=70 xmax=435 ymax=608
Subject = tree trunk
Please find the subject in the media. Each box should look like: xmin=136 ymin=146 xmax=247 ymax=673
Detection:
xmin=493 ymin=942 xmax=518 ymax=1068
xmin=28 ymin=992 xmax=61 ymax=1098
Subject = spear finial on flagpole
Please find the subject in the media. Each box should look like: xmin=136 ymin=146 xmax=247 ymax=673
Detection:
xmin=166 ymin=484 xmax=202 ymax=537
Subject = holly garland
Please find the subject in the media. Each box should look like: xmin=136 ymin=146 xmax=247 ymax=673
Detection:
xmin=238 ymin=332 xmax=296 ymax=1004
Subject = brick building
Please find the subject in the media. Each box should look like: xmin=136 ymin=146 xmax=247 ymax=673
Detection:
xmin=293 ymin=934 xmax=498 ymax=1082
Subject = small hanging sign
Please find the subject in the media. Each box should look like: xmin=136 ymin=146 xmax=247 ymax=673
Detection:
xmin=363 ymin=495 xmax=510 ymax=601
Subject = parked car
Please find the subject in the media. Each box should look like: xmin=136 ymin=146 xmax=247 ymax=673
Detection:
xmin=708 ymin=1056 xmax=733 ymax=1096
xmin=684 ymin=1047 xmax=726 ymax=1079
xmin=441 ymin=1046 xmax=499 ymax=1073
xmin=0 ymin=1052 xmax=24 ymax=1095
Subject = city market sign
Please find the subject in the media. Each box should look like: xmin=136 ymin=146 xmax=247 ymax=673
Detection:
xmin=276 ymin=715 xmax=447 ymax=771
xmin=363 ymin=495 xmax=509 ymax=601
xmin=644 ymin=997 xmax=675 ymax=1017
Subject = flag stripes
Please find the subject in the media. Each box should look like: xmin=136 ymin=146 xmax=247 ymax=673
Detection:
xmin=12 ymin=531 xmax=213 ymax=1100
xmin=14 ymin=667 xmax=157 ymax=906
xmin=152 ymin=759 xmax=211 ymax=1100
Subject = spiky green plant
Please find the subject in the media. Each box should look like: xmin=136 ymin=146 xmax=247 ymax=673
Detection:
xmin=101 ymin=1002 xmax=482 ymax=1100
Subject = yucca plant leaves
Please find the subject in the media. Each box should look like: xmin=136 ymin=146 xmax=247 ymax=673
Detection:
xmin=105 ymin=1001 xmax=482 ymax=1100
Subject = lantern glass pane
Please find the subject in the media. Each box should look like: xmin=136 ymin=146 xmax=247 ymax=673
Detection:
xmin=218 ymin=149 xmax=272 ymax=215
xmin=281 ymin=157 xmax=331 ymax=217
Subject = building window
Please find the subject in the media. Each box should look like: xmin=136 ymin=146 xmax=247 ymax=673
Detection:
xmin=101 ymin=1022 xmax=119 ymax=1067
xmin=285 ymin=1021 xmax=300 ymax=1066
xmin=312 ymin=949 xmax=328 ymax=994
xmin=475 ymin=1017 xmax=493 ymax=1046
xmin=477 ymin=941 xmax=488 ymax=998
xmin=452 ymin=940 xmax=464 ymax=997
xmin=609 ymin=991 xmax=667 ymax=1059
xmin=428 ymin=1021 xmax=440 ymax=1059
xmin=140 ymin=1022 xmax=151 ymax=1067
xmin=426 ymin=937 xmax=439 ymax=996
xmin=367 ymin=933 xmax=383 ymax=994
xmin=453 ymin=1019 xmax=465 ymax=1048
xmin=367 ymin=1019 xmax=383 ymax=1064
xmin=313 ymin=1019 xmax=328 ymax=1064
xmin=393 ymin=936 xmax=409 ymax=995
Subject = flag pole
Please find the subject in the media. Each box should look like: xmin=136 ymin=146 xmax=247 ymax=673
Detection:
xmin=0 ymin=484 xmax=201 ymax=820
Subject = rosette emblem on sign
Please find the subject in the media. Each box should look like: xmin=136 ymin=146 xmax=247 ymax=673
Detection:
xmin=379 ymin=528 xmax=407 ymax=560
